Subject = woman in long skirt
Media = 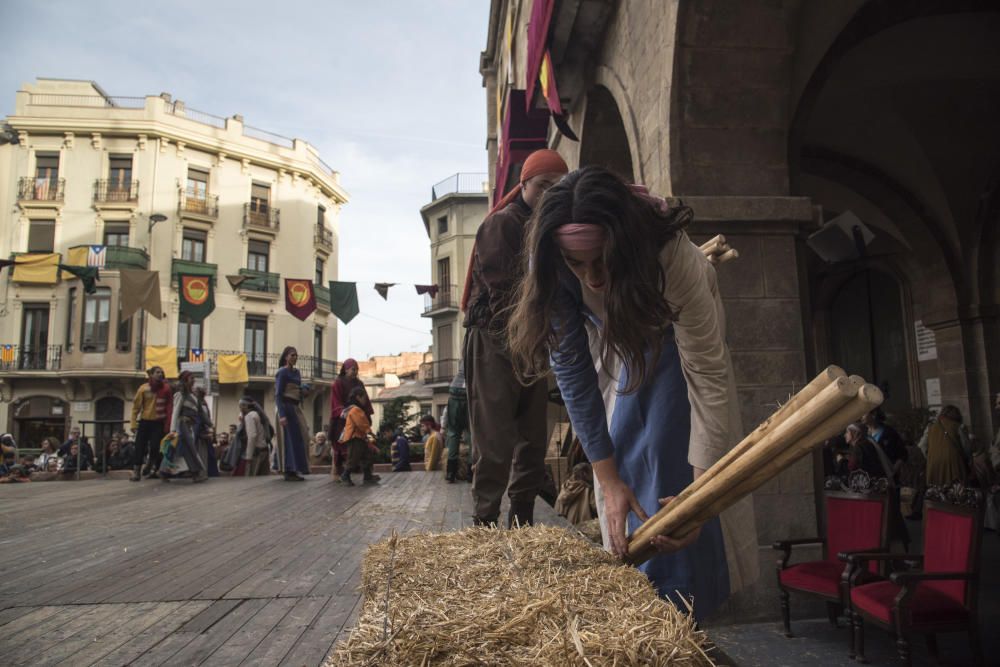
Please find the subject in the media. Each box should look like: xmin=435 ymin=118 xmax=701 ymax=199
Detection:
xmin=162 ymin=370 xmax=209 ymax=483
xmin=275 ymin=346 xmax=310 ymax=481
xmin=508 ymin=166 xmax=758 ymax=620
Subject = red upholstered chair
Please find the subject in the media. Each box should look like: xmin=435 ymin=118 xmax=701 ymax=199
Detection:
xmin=845 ymin=487 xmax=984 ymax=665
xmin=773 ymin=480 xmax=890 ymax=638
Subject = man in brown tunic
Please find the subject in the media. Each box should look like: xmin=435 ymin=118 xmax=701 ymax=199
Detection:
xmin=462 ymin=149 xmax=568 ymax=527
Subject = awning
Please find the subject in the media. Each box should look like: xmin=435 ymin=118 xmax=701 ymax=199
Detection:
xmin=495 ymin=89 xmax=550 ymax=206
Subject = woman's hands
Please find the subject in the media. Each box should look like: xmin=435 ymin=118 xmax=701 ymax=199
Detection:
xmin=279 ymin=417 xmax=288 ymax=427
xmin=592 ymin=458 xmax=647 ymax=558
xmin=647 ymin=496 xmax=702 ymax=553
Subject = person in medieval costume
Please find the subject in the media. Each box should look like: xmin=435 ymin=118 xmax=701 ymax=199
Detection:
xmin=162 ymin=370 xmax=209 ymax=483
xmin=507 ymin=167 xmax=758 ymax=620
xmin=274 ymin=346 xmax=310 ymax=481
xmin=328 ymin=358 xmax=372 ymax=478
xmin=444 ymin=361 xmax=472 ymax=483
xmin=230 ymin=396 xmax=272 ymax=476
xmin=129 ymin=365 xmax=172 ymax=481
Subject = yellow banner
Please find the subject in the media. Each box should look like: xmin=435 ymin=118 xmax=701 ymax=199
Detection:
xmin=144 ymin=345 xmax=179 ymax=379
xmin=60 ymin=246 xmax=89 ymax=280
xmin=13 ymin=253 xmax=59 ymax=284
xmin=217 ymin=353 xmax=249 ymax=384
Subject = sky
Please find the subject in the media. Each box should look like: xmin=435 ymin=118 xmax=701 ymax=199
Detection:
xmin=0 ymin=0 xmax=490 ymax=361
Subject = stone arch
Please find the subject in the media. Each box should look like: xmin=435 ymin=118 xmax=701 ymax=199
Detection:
xmin=9 ymin=395 xmax=69 ymax=449
xmin=589 ymin=67 xmax=644 ymax=184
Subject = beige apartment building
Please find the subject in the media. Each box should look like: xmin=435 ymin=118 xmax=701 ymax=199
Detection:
xmin=419 ymin=173 xmax=489 ymax=416
xmin=0 ymin=78 xmax=348 ymax=449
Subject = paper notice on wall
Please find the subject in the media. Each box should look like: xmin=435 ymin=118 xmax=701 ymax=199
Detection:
xmin=925 ymin=377 xmax=942 ymax=407
xmin=72 ymin=401 xmax=90 ymax=413
xmin=914 ymin=320 xmax=938 ymax=361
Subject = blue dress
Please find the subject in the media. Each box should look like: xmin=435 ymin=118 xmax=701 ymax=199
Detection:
xmin=275 ymin=366 xmax=310 ymax=474
xmin=551 ymin=280 xmax=731 ymax=620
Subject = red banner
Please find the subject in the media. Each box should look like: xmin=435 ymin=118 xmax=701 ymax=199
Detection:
xmin=284 ymin=279 xmax=317 ymax=321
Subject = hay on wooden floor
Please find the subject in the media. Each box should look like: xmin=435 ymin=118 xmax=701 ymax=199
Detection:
xmin=325 ymin=525 xmax=715 ymax=666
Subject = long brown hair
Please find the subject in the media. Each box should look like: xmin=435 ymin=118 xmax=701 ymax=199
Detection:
xmin=506 ymin=166 xmax=692 ymax=393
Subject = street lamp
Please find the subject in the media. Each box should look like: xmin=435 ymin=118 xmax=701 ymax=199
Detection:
xmin=148 ymin=212 xmax=167 ymax=234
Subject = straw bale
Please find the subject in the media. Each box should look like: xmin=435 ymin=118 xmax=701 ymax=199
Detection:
xmin=326 ymin=525 xmax=714 ymax=666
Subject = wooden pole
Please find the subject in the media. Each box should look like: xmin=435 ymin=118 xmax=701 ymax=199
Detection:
xmin=629 ymin=365 xmax=845 ymax=546
xmin=628 ymin=383 xmax=883 ymax=565
xmin=626 ymin=375 xmax=862 ymax=562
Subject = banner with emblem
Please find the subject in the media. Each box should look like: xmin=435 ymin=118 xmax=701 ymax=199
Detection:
xmin=178 ymin=274 xmax=215 ymax=322
xmin=284 ymin=278 xmax=316 ymax=321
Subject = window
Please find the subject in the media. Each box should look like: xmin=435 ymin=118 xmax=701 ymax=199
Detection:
xmin=437 ymin=215 xmax=448 ymax=235
xmin=317 ymin=204 xmax=326 ymax=227
xmin=313 ymin=326 xmax=323 ymax=362
xmin=21 ymin=304 xmax=50 ymax=369
xmin=186 ymin=168 xmax=209 ymax=200
xmin=250 ymin=183 xmax=270 ymax=214
xmin=65 ymin=288 xmax=76 ymax=352
xmin=81 ymin=288 xmax=111 ymax=352
xmin=103 ymin=223 xmax=130 ymax=247
xmin=181 ymin=228 xmax=207 ymax=262
xmin=108 ymin=155 xmax=132 ymax=189
xmin=177 ymin=316 xmax=202 ymax=356
xmin=244 ymin=316 xmax=268 ymax=375
xmin=315 ymin=257 xmax=324 ymax=285
xmin=437 ymin=258 xmax=451 ymax=301
xmin=247 ymin=239 xmax=270 ymax=272
xmin=35 ymin=153 xmax=59 ymax=190
xmin=28 ymin=220 xmax=55 ymax=252
xmin=116 ymin=296 xmax=132 ymax=352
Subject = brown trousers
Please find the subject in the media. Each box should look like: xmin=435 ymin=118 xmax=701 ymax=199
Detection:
xmin=464 ymin=326 xmax=548 ymax=522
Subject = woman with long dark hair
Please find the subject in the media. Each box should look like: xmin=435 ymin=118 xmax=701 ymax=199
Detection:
xmin=162 ymin=370 xmax=209 ymax=482
xmin=328 ymin=358 xmax=372 ymax=478
xmin=507 ymin=166 xmax=757 ymax=618
xmin=274 ymin=346 xmax=310 ymax=481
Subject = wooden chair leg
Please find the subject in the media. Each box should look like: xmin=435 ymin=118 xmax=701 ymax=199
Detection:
xmin=924 ymin=633 xmax=938 ymax=658
xmin=852 ymin=612 xmax=867 ymax=663
xmin=969 ymin=624 xmax=985 ymax=666
xmin=895 ymin=632 xmax=912 ymax=667
xmin=779 ymin=588 xmax=792 ymax=637
xmin=826 ymin=601 xmax=842 ymax=628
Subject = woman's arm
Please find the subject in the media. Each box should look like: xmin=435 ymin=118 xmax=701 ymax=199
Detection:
xmin=664 ymin=232 xmax=733 ymax=470
xmin=274 ymin=369 xmax=289 ymax=421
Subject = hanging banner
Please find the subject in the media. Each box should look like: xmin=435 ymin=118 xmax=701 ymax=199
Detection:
xmin=374 ymin=282 xmax=396 ymax=300
xmin=285 ymin=279 xmax=317 ymax=321
xmin=120 ymin=269 xmax=163 ymax=319
xmin=178 ymin=274 xmax=215 ymax=322
xmin=328 ymin=281 xmax=360 ymax=324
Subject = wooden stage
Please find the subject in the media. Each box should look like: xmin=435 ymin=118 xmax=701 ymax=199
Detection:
xmin=0 ymin=471 xmax=567 ymax=666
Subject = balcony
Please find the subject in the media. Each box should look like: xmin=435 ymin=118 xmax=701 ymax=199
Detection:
xmin=171 ymin=258 xmax=217 ymax=285
xmin=421 ymin=285 xmax=459 ymax=317
xmin=243 ymin=203 xmax=280 ymax=234
xmin=17 ymin=177 xmax=65 ymax=206
xmin=431 ymin=173 xmax=489 ymax=201
xmin=179 ymin=189 xmax=219 ymax=221
xmin=172 ymin=348 xmax=338 ymax=380
xmin=426 ymin=358 xmax=459 ymax=384
xmin=93 ymin=180 xmax=139 ymax=206
xmin=236 ymin=268 xmax=280 ymax=300
xmin=104 ymin=245 xmax=150 ymax=270
xmin=315 ymin=284 xmax=331 ymax=312
xmin=315 ymin=226 xmax=333 ymax=252
xmin=0 ymin=344 xmax=62 ymax=372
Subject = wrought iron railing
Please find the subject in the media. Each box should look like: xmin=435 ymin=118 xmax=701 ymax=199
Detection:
xmin=0 ymin=344 xmax=62 ymax=371
xmin=179 ymin=188 xmax=219 ymax=218
xmin=237 ymin=268 xmax=280 ymax=293
xmin=244 ymin=203 xmax=280 ymax=231
xmin=26 ymin=94 xmax=145 ymax=108
xmin=18 ymin=177 xmax=65 ymax=201
xmin=94 ymin=179 xmax=139 ymax=203
xmin=422 ymin=285 xmax=458 ymax=314
xmin=431 ymin=173 xmax=489 ymax=200
xmin=172 ymin=348 xmax=338 ymax=379
xmin=243 ymin=125 xmax=294 ymax=148
xmin=427 ymin=358 xmax=459 ymax=384
xmin=315 ymin=226 xmax=333 ymax=249
xmin=166 ymin=102 xmax=227 ymax=128
xmin=104 ymin=246 xmax=150 ymax=270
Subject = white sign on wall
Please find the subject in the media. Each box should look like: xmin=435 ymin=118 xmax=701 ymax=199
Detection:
xmin=72 ymin=401 xmax=90 ymax=413
xmin=914 ymin=320 xmax=938 ymax=362
xmin=925 ymin=377 xmax=942 ymax=407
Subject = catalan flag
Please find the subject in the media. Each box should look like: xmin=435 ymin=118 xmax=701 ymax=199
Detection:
xmin=0 ymin=345 xmax=15 ymax=364
xmin=188 ymin=348 xmax=205 ymax=363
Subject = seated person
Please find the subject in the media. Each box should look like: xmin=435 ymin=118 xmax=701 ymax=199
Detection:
xmin=60 ymin=442 xmax=92 ymax=473
xmin=1 ymin=433 xmax=18 ymax=474
xmin=36 ymin=438 xmax=60 ymax=472
xmin=390 ymin=427 xmax=411 ymax=472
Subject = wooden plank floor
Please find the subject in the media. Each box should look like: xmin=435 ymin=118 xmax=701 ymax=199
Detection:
xmin=0 ymin=472 xmax=568 ymax=666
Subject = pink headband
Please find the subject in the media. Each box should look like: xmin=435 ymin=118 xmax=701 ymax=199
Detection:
xmin=554 ymin=223 xmax=606 ymax=251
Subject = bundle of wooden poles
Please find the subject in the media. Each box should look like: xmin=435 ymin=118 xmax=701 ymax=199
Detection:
xmin=699 ymin=234 xmax=738 ymax=265
xmin=626 ymin=366 xmax=883 ymax=565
